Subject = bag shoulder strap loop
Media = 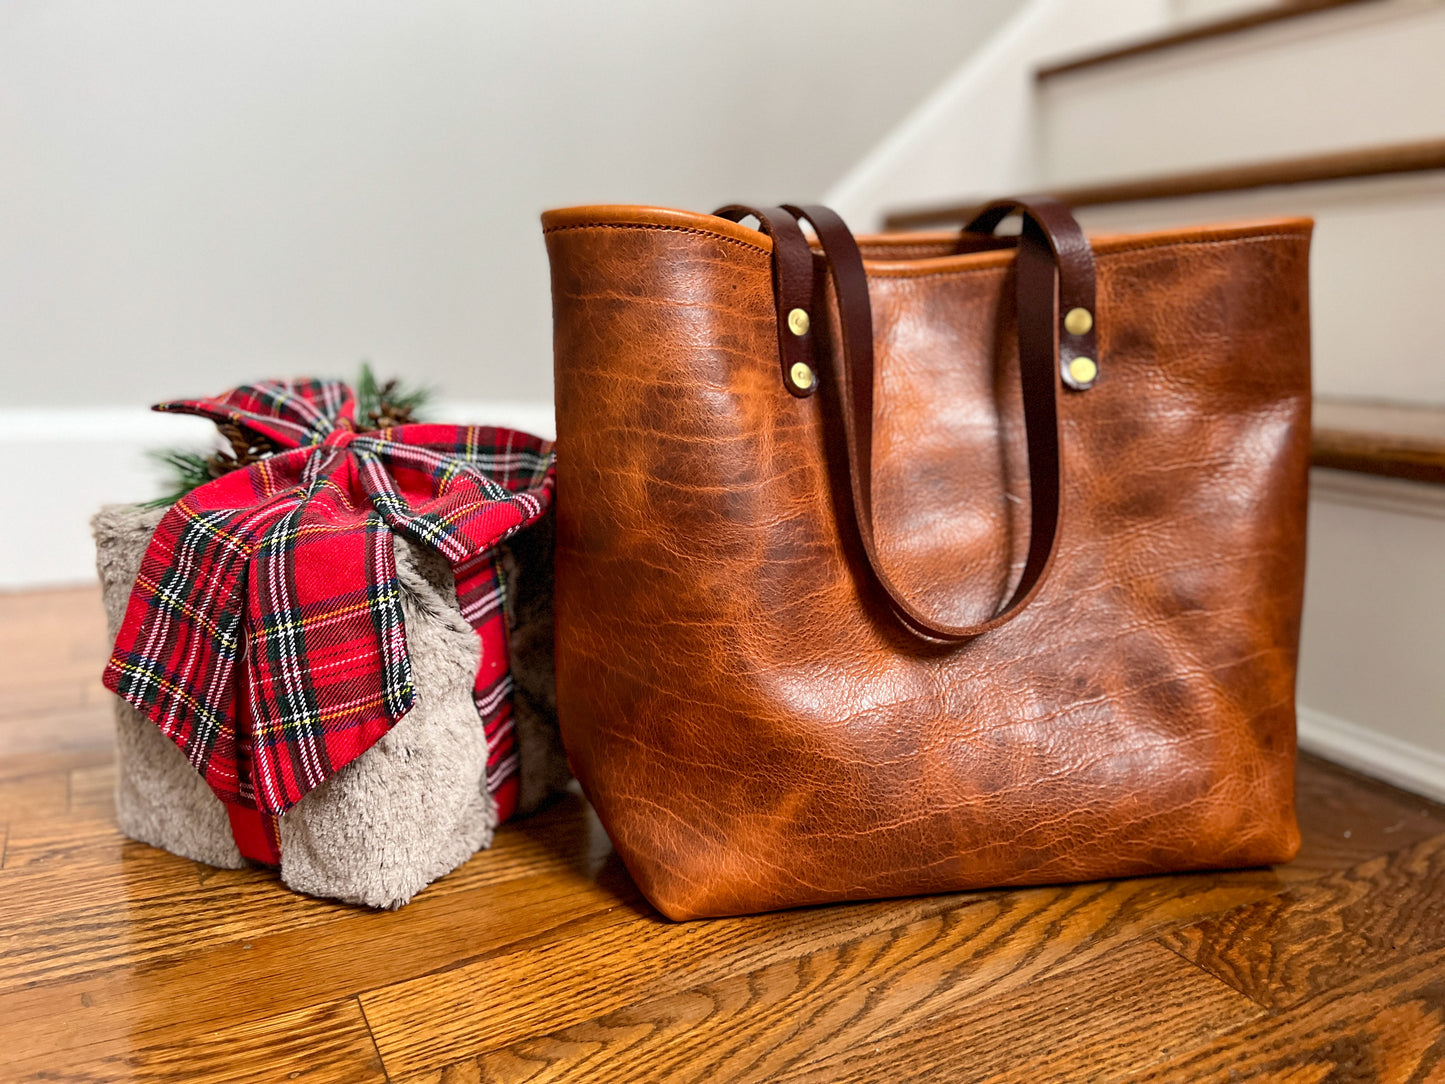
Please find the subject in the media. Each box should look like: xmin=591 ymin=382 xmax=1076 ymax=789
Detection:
xmin=713 ymin=205 xmax=819 ymax=397
xmin=964 ymin=197 xmax=1100 ymax=391
xmin=713 ymin=197 xmax=1096 ymax=641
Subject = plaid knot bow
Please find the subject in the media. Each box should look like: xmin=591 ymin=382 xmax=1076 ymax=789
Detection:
xmin=104 ymin=379 xmax=555 ymax=830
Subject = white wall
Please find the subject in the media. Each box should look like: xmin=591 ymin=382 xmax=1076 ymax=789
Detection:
xmin=0 ymin=0 xmax=1021 ymax=410
xmin=826 ymin=0 xmax=1173 ymax=228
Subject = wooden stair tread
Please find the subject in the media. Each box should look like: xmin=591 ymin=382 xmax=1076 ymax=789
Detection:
xmin=881 ymin=138 xmax=1445 ymax=230
xmin=1035 ymin=0 xmax=1383 ymax=81
xmin=1313 ymin=398 xmax=1445 ymax=484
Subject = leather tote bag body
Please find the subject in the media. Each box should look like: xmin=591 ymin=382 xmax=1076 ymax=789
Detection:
xmin=542 ymin=198 xmax=1311 ymax=921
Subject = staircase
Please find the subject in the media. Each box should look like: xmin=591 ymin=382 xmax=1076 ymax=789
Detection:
xmin=870 ymin=0 xmax=1445 ymax=799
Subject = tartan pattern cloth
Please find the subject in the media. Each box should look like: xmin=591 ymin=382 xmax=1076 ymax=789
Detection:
xmin=103 ymin=379 xmax=555 ymax=831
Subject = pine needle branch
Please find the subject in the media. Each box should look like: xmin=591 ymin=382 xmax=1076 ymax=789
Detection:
xmin=139 ymin=449 xmax=218 ymax=509
xmin=356 ymin=361 xmax=431 ymax=430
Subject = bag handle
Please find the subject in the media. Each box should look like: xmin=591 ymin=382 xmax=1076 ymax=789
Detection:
xmin=963 ymin=198 xmax=1100 ymax=392
xmin=713 ymin=205 xmax=821 ymax=398
xmin=714 ymin=197 xmax=1098 ymax=641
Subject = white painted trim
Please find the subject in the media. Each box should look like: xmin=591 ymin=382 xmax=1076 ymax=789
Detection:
xmin=0 ymin=401 xmax=554 ymax=589
xmin=434 ymin=399 xmax=555 ymax=441
xmin=1298 ymin=704 xmax=1445 ymax=804
xmin=1310 ymin=467 xmax=1445 ymax=521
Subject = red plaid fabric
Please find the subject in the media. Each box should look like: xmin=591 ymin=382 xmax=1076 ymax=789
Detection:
xmin=104 ymin=379 xmax=555 ymax=847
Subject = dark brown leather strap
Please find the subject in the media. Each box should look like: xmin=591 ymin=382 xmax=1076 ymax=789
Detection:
xmin=714 ymin=197 xmax=1096 ymax=641
xmin=963 ymin=197 xmax=1100 ymax=391
xmin=713 ymin=205 xmax=818 ymax=397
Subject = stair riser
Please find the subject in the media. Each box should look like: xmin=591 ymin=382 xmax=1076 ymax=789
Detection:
xmin=1073 ymin=172 xmax=1445 ymax=404
xmin=1301 ymin=471 xmax=1445 ymax=771
xmin=1039 ymin=1 xmax=1444 ymax=187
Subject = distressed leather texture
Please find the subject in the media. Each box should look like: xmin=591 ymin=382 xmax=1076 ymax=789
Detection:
xmin=543 ymin=205 xmax=1312 ymax=921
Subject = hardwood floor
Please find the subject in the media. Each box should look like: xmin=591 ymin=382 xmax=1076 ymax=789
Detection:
xmin=2 ymin=586 xmax=1443 ymax=1083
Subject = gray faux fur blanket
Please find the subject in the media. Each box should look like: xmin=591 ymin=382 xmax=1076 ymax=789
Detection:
xmin=94 ymin=504 xmax=568 ymax=908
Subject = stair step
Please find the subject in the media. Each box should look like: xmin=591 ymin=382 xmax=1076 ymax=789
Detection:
xmin=1035 ymin=0 xmax=1443 ymax=188
xmin=1067 ymin=171 xmax=1445 ymax=404
xmin=879 ymin=164 xmax=1445 ymax=404
xmin=1036 ymin=0 xmax=1380 ymax=80
xmin=881 ymin=138 xmax=1445 ymax=231
xmin=1314 ymin=399 xmax=1445 ymax=484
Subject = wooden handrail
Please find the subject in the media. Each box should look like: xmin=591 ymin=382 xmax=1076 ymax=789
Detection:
xmin=881 ymin=138 xmax=1445 ymax=231
xmin=1036 ymin=0 xmax=1383 ymax=80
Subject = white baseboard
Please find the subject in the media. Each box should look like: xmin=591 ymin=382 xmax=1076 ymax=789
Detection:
xmin=0 ymin=400 xmax=554 ymax=590
xmin=1298 ymin=705 xmax=1445 ymax=805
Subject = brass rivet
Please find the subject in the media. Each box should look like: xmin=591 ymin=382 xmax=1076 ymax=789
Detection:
xmin=790 ymin=361 xmax=815 ymax=390
xmin=787 ymin=308 xmax=811 ymax=336
xmin=1068 ymin=356 xmax=1098 ymax=385
xmin=1064 ymin=307 xmax=1093 ymax=336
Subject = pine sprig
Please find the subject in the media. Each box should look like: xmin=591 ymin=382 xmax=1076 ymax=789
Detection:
xmin=143 ymin=365 xmax=433 ymax=508
xmin=140 ymin=450 xmax=217 ymax=509
xmin=356 ymin=361 xmax=430 ymax=430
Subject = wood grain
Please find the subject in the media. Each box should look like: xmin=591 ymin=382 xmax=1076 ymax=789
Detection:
xmin=0 ymin=768 xmax=69 ymax=824
xmin=362 ymin=893 xmax=980 ymax=1078
xmin=0 ymin=875 xmax=638 ymax=1075
xmin=410 ymin=875 xmax=1280 ymax=1084
xmin=1313 ymin=430 xmax=1445 ymax=484
xmin=779 ymin=940 xmax=1264 ymax=1084
xmin=882 ymin=137 xmax=1445 ymax=230
xmin=67 ymin=760 xmax=117 ymax=818
xmin=1160 ymin=832 xmax=1445 ymax=1010
xmin=10 ymin=997 xmax=387 ymax=1084
xmin=0 ymin=816 xmax=640 ymax=1070
xmin=4 ymin=583 xmax=1445 ymax=1081
xmin=1289 ymin=751 xmax=1445 ymax=881
xmin=1 ymin=813 xmax=132 ymax=870
xmin=1134 ymin=945 xmax=1445 ymax=1082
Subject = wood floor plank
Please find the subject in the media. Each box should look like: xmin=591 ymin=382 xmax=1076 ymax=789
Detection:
xmin=0 ymin=703 xmax=115 ymax=758
xmin=0 ymin=676 xmax=88 ymax=718
xmin=0 ymin=846 xmax=333 ymax=988
xmin=0 ymin=789 xmax=610 ymax=992
xmin=778 ymin=939 xmax=1265 ymax=1084
xmin=0 ymin=769 xmax=70 ymax=824
xmin=1288 ymin=753 xmax=1445 ymax=882
xmin=0 ymin=584 xmax=104 ymax=625
xmin=67 ymin=760 xmax=116 ymax=818
xmin=0 ymin=745 xmax=114 ymax=784
xmin=0 ymin=587 xmax=109 ymax=687
xmin=1130 ymin=945 xmax=1445 ymax=1083
xmin=0 ymin=848 xmax=643 ymax=1070
xmin=1160 ymin=832 xmax=1445 ymax=1010
xmin=365 ymin=867 xmax=1287 ymax=1081
xmin=5 ymin=996 xmax=387 ymax=1083
xmin=363 ymin=895 xmax=970 ymax=1080
xmin=4 ymin=581 xmax=1443 ymax=1082
xmin=416 ymin=881 xmax=1279 ymax=1084
xmin=2 ymin=814 xmax=143 ymax=870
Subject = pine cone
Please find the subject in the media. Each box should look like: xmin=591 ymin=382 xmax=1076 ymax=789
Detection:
xmin=365 ymin=379 xmax=418 ymax=431
xmin=206 ymin=421 xmax=279 ymax=478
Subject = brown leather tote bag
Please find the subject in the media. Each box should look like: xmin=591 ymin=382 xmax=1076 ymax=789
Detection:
xmin=542 ymin=197 xmax=1311 ymax=921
